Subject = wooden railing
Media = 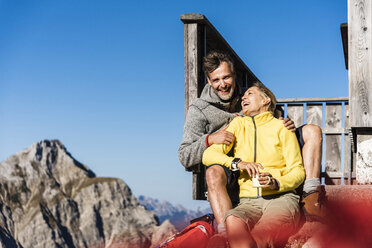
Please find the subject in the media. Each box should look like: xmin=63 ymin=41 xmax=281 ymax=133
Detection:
xmin=278 ymin=97 xmax=355 ymax=185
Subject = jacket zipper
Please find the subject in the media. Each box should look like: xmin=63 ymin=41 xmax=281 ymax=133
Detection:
xmin=251 ymin=116 xmax=259 ymax=197
xmin=252 ymin=116 xmax=257 ymax=163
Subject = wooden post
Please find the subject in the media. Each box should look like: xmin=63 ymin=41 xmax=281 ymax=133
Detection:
xmin=184 ymin=23 xmax=201 ymax=116
xmin=348 ymin=0 xmax=372 ymax=183
xmin=324 ymin=103 xmax=343 ymax=185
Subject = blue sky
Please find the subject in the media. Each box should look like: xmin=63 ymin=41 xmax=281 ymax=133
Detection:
xmin=0 ymin=0 xmax=348 ymax=210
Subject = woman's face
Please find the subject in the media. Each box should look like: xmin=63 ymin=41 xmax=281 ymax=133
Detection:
xmin=241 ymin=86 xmax=269 ymax=116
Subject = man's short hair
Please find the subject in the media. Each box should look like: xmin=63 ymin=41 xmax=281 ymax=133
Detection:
xmin=203 ymin=51 xmax=235 ymax=78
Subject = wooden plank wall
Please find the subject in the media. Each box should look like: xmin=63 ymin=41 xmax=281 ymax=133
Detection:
xmin=286 ymin=104 xmax=303 ymax=128
xmin=184 ymin=23 xmax=202 ymax=116
xmin=348 ymin=0 xmax=372 ymax=184
xmin=343 ymin=104 xmax=356 ymax=184
xmin=348 ymin=0 xmax=372 ymax=128
xmin=306 ymin=104 xmax=322 ymax=127
xmin=325 ymin=104 xmax=342 ymax=185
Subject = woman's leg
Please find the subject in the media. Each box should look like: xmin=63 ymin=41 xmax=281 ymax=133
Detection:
xmin=251 ymin=193 xmax=301 ymax=248
xmin=225 ymin=198 xmax=263 ymax=248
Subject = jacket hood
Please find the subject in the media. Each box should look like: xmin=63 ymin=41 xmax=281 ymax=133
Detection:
xmin=199 ymin=84 xmax=241 ymax=112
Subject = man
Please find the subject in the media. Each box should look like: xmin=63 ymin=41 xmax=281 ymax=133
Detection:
xmin=178 ymin=51 xmax=324 ymax=238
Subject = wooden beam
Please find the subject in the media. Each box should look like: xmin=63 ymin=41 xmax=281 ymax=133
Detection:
xmin=348 ymin=0 xmax=372 ymax=184
xmin=341 ymin=23 xmax=349 ymax=70
xmin=348 ymin=0 xmax=372 ymax=127
xmin=180 ymin=13 xmax=206 ymax=23
xmin=277 ymin=97 xmax=348 ymax=103
xmin=321 ymin=171 xmax=356 ymax=178
xmin=322 ymin=128 xmax=348 ymax=134
xmin=183 ymin=23 xmax=201 ymax=116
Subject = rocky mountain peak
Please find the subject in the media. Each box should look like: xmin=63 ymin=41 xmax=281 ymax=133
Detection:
xmin=0 ymin=140 xmax=176 ymax=248
xmin=33 ymin=139 xmax=95 ymax=177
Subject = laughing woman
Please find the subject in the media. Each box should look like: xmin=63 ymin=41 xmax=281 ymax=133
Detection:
xmin=202 ymin=81 xmax=305 ymax=248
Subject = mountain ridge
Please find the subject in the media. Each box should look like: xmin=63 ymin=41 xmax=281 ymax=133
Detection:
xmin=0 ymin=140 xmax=176 ymax=248
xmin=138 ymin=195 xmax=211 ymax=231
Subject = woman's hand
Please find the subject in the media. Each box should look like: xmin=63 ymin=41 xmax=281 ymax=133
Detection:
xmin=237 ymin=161 xmax=264 ymax=178
xmin=258 ymin=172 xmax=279 ymax=190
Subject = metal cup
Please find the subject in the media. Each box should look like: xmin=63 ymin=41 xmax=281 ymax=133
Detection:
xmin=252 ymin=175 xmax=262 ymax=187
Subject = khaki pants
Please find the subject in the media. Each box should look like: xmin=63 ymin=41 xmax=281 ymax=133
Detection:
xmin=225 ymin=192 xmax=301 ymax=247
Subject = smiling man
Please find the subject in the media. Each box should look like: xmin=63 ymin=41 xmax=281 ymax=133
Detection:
xmin=178 ymin=52 xmax=247 ymax=240
xmin=207 ymin=61 xmax=235 ymax=101
xmin=178 ymin=51 xmax=242 ymax=171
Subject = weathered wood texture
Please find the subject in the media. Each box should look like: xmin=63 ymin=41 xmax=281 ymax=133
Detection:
xmin=344 ymin=104 xmax=352 ymax=184
xmin=325 ymin=104 xmax=343 ymax=184
xmin=348 ymin=0 xmax=372 ymax=127
xmin=348 ymin=0 xmax=372 ymax=184
xmin=341 ymin=23 xmax=349 ymax=69
xmin=277 ymin=97 xmax=348 ymax=103
xmin=192 ymin=168 xmax=206 ymax=200
xmin=184 ymin=23 xmax=202 ymax=115
xmin=287 ymin=105 xmax=303 ymax=128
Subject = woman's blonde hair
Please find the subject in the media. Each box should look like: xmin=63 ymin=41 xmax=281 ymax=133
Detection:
xmin=250 ymin=81 xmax=277 ymax=115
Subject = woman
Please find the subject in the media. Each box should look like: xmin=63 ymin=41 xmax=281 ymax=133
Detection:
xmin=202 ymin=81 xmax=305 ymax=248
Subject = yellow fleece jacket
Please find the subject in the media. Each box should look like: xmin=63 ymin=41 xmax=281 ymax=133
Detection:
xmin=202 ymin=111 xmax=305 ymax=197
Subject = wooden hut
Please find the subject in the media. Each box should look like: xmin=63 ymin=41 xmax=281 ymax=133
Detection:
xmin=180 ymin=2 xmax=372 ymax=201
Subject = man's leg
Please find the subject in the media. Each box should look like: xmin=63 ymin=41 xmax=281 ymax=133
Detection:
xmin=300 ymin=124 xmax=326 ymax=219
xmin=302 ymin=124 xmax=322 ymax=180
xmin=206 ymin=165 xmax=232 ymax=232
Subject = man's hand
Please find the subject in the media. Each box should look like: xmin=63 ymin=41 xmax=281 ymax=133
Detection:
xmin=208 ymin=125 xmax=235 ymax=145
xmin=279 ymin=117 xmax=296 ymax=132
xmin=237 ymin=161 xmax=264 ymax=178
xmin=258 ymin=172 xmax=279 ymax=190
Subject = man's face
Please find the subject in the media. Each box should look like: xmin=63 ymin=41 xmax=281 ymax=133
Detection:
xmin=207 ymin=62 xmax=236 ymax=101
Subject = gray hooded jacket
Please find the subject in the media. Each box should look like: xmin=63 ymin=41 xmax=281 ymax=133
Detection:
xmin=178 ymin=84 xmax=241 ymax=170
